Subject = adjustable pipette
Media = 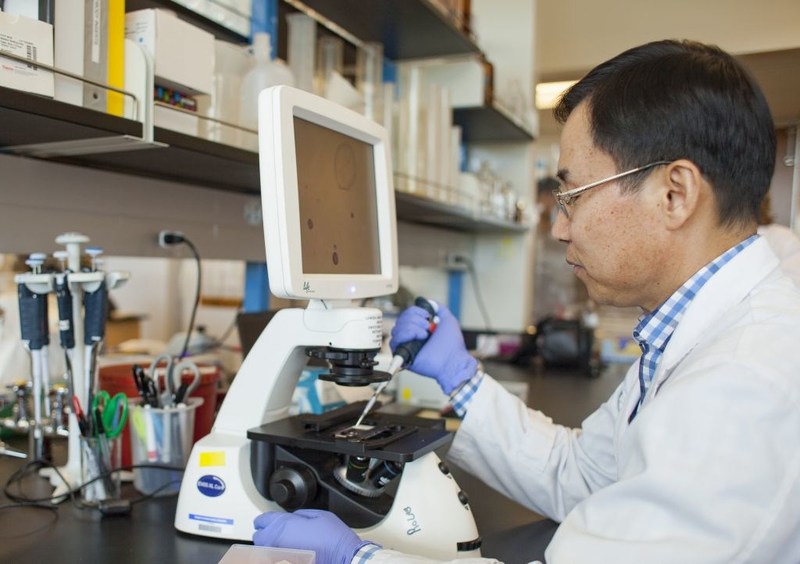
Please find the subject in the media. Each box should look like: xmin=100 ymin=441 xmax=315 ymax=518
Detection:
xmin=84 ymin=277 xmax=108 ymax=404
xmin=19 ymin=254 xmax=50 ymax=459
xmin=54 ymin=266 xmax=75 ymax=398
xmin=353 ymin=297 xmax=438 ymax=428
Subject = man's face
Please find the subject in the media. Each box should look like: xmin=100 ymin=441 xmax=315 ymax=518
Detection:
xmin=551 ymin=103 xmax=670 ymax=311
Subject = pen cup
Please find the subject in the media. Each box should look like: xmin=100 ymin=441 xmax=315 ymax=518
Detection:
xmin=80 ymin=434 xmax=121 ymax=504
xmin=129 ymin=398 xmax=203 ymax=496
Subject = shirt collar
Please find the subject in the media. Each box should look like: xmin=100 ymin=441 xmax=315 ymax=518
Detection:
xmin=633 ymin=234 xmax=760 ymax=352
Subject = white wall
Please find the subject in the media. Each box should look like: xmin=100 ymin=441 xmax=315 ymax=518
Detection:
xmin=465 ymin=0 xmax=539 ymax=331
xmin=0 ymin=154 xmax=265 ymax=261
xmin=537 ymin=0 xmax=800 ymax=78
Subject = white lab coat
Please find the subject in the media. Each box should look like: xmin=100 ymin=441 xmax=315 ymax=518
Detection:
xmin=447 ymin=236 xmax=800 ymax=563
xmin=759 ymin=223 xmax=800 ymax=285
xmin=361 ymin=237 xmax=800 ymax=563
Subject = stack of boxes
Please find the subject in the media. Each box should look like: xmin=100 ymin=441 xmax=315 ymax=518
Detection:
xmin=0 ymin=2 xmax=251 ymax=139
xmin=125 ymin=8 xmax=214 ymax=136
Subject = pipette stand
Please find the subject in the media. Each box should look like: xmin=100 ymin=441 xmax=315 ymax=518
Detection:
xmin=175 ymin=300 xmax=480 ymax=559
xmin=36 ymin=233 xmax=129 ymax=500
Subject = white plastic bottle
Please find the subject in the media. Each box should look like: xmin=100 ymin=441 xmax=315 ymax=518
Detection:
xmin=239 ymin=32 xmax=295 ymax=150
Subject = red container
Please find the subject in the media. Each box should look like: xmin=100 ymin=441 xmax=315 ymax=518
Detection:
xmin=98 ymin=361 xmax=221 ymax=468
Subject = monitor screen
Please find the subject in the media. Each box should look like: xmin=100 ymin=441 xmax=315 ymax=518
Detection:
xmin=294 ymin=117 xmax=381 ymax=275
xmin=259 ymin=85 xmax=398 ymax=301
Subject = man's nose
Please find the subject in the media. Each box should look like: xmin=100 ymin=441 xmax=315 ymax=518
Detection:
xmin=551 ymin=208 xmax=569 ymax=242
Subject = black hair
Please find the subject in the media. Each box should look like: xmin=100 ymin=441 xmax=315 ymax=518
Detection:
xmin=554 ymin=39 xmax=776 ymax=228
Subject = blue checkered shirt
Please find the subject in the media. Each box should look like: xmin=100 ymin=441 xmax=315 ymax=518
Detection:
xmin=628 ymin=234 xmax=758 ymax=421
xmin=352 ymin=542 xmax=382 ymax=563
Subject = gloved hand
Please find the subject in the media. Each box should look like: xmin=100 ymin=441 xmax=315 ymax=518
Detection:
xmin=390 ymin=304 xmax=478 ymax=394
xmin=253 ymin=509 xmax=371 ymax=564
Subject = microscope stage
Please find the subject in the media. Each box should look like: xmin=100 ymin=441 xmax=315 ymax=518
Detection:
xmin=247 ymin=401 xmax=452 ymax=463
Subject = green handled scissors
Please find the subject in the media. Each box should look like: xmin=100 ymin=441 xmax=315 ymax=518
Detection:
xmin=91 ymin=391 xmax=129 ymax=439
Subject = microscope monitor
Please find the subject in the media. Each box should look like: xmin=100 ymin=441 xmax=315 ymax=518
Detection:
xmin=259 ymin=85 xmax=398 ymax=301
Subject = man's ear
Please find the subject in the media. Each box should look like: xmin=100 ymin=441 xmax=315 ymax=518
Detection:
xmin=659 ymin=159 xmax=705 ymax=230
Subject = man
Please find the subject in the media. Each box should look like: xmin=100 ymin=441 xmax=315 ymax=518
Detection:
xmin=253 ymin=40 xmax=800 ymax=563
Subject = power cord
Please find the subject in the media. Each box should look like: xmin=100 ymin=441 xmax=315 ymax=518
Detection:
xmin=159 ymin=230 xmax=202 ymax=359
xmin=3 ymin=458 xmax=186 ymax=519
xmin=451 ymin=255 xmax=493 ymax=331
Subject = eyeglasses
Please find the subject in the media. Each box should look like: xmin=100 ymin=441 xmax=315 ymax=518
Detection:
xmin=552 ymin=161 xmax=671 ymax=218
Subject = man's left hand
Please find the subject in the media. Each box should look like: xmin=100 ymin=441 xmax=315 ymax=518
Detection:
xmin=253 ymin=509 xmax=370 ymax=564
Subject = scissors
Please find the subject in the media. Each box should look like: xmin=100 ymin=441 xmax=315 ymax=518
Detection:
xmin=150 ymin=355 xmax=201 ymax=406
xmin=91 ymin=390 xmax=128 ymax=439
xmin=149 ymin=354 xmax=176 ymax=407
xmin=172 ymin=361 xmax=202 ymax=405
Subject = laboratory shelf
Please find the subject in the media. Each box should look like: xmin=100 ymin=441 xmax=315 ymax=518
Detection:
xmin=283 ymin=0 xmax=480 ymax=60
xmin=453 ymin=103 xmax=535 ymax=143
xmin=0 ymin=86 xmax=143 ymax=146
xmin=126 ymin=0 xmax=249 ymax=44
xmin=0 ymin=86 xmax=259 ymax=194
xmin=394 ymin=190 xmax=528 ymax=234
xmin=72 ymin=128 xmax=260 ymax=194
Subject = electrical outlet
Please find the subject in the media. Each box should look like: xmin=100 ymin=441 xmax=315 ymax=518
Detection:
xmin=158 ymin=230 xmax=185 ymax=247
xmin=444 ymin=253 xmax=468 ymax=270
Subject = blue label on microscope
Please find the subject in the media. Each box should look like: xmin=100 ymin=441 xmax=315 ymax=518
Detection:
xmin=197 ymin=475 xmax=226 ymax=497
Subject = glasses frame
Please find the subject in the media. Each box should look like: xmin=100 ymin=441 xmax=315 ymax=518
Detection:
xmin=553 ymin=160 xmax=671 ymax=218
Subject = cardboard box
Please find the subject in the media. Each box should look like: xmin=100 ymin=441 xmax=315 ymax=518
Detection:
xmin=0 ymin=11 xmax=54 ymax=97
xmin=105 ymin=312 xmax=145 ymax=349
xmin=125 ymin=8 xmax=214 ymax=95
xmin=154 ymin=104 xmax=199 ymax=136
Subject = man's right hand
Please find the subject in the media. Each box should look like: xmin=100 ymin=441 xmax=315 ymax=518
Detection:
xmin=390 ymin=304 xmax=478 ymax=394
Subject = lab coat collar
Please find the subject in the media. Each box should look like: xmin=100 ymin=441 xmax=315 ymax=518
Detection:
xmin=651 ymin=237 xmax=779 ymax=391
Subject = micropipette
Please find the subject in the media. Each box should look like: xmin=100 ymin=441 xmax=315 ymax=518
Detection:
xmin=18 ymin=254 xmax=49 ymax=459
xmin=83 ymin=278 xmax=108 ymax=404
xmin=353 ymin=297 xmax=438 ymax=428
xmin=54 ymin=267 xmax=75 ymax=399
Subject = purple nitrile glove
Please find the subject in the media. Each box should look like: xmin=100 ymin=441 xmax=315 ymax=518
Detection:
xmin=253 ymin=509 xmax=371 ymax=564
xmin=390 ymin=304 xmax=478 ymax=394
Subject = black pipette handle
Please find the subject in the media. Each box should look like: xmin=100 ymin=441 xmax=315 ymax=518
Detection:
xmin=83 ymin=280 xmax=108 ymax=345
xmin=395 ymin=297 xmax=438 ymax=368
xmin=55 ymin=275 xmax=75 ymax=350
xmin=18 ymin=283 xmax=46 ymax=351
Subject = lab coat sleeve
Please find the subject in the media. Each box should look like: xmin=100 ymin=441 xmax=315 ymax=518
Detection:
xmin=447 ymin=375 xmax=622 ymax=522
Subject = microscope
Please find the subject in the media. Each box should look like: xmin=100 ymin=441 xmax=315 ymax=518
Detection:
xmin=174 ymin=86 xmax=481 ymax=559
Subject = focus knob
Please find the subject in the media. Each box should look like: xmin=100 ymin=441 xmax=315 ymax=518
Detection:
xmin=268 ymin=466 xmax=318 ymax=511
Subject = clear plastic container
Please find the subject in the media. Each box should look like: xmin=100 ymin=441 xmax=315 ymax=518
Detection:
xmin=239 ymin=32 xmax=295 ymax=150
xmin=286 ymin=12 xmax=316 ymax=93
xmin=80 ymin=434 xmax=121 ymax=504
xmin=218 ymin=544 xmax=315 ymax=564
xmin=129 ymin=398 xmax=202 ymax=496
xmin=316 ymin=36 xmax=343 ymax=96
xmin=356 ymin=42 xmax=384 ymax=123
xmin=202 ymin=40 xmax=251 ymax=146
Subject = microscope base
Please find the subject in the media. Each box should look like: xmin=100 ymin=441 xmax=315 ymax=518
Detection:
xmin=175 ymin=427 xmax=482 ymax=559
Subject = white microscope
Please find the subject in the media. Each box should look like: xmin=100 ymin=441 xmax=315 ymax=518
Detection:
xmin=174 ymin=86 xmax=481 ymax=559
